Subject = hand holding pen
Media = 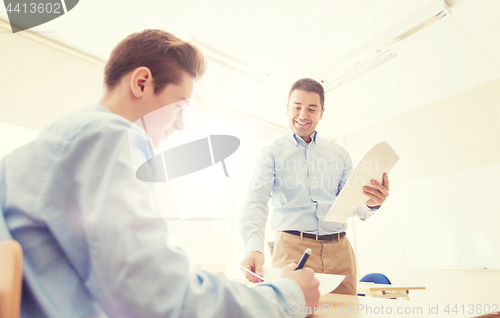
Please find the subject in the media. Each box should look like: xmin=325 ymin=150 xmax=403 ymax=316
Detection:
xmin=280 ymin=251 xmax=320 ymax=313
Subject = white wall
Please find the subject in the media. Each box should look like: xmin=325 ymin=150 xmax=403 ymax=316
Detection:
xmin=344 ymin=78 xmax=500 ymax=304
xmin=0 ymin=26 xmax=104 ymax=131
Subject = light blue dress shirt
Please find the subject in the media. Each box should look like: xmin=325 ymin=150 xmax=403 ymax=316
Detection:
xmin=0 ymin=105 xmax=307 ymax=318
xmin=241 ymin=129 xmax=378 ymax=256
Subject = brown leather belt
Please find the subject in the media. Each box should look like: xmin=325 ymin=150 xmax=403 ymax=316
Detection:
xmin=282 ymin=230 xmax=346 ymax=241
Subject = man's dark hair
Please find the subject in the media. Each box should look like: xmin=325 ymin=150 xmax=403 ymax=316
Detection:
xmin=104 ymin=29 xmax=206 ymax=94
xmin=288 ymin=78 xmax=325 ymax=109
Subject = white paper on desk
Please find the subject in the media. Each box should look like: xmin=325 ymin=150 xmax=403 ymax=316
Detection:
xmin=261 ymin=267 xmax=345 ymax=296
xmin=324 ymin=141 xmax=400 ymax=224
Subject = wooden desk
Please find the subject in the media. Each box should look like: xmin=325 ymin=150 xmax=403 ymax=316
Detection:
xmin=357 ymin=283 xmax=425 ymax=300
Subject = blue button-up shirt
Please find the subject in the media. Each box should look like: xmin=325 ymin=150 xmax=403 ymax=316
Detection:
xmin=241 ymin=129 xmax=378 ymax=255
xmin=0 ymin=105 xmax=306 ymax=318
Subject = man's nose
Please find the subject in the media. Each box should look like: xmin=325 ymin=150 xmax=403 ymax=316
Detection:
xmin=175 ymin=111 xmax=185 ymax=131
xmin=299 ymin=108 xmax=308 ymax=119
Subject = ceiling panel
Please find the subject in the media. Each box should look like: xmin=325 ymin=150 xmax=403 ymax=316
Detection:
xmin=296 ymin=20 xmax=372 ymax=74
xmin=394 ymin=84 xmax=449 ymax=112
xmin=390 ymin=17 xmax=470 ymax=64
xmin=355 ymin=0 xmax=439 ymax=36
xmin=436 ymin=61 xmax=500 ymax=94
xmin=494 ymin=56 xmax=500 ymax=69
xmin=449 ymin=0 xmax=500 ymax=36
xmin=416 ymin=38 xmax=490 ymax=82
xmin=368 ymin=56 xmax=415 ymax=76
xmin=329 ymin=0 xmax=382 ymax=18
xmin=325 ymin=79 xmax=401 ymax=136
xmin=473 ymin=24 xmax=500 ymax=60
xmin=361 ymin=62 xmax=433 ymax=99
xmin=190 ymin=0 xmax=353 ymax=70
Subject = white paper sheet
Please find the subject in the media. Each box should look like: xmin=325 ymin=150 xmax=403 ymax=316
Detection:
xmin=240 ymin=266 xmax=266 ymax=282
xmin=261 ymin=267 xmax=345 ymax=296
xmin=324 ymin=141 xmax=400 ymax=223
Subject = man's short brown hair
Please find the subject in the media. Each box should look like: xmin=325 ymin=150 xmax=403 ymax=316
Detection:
xmin=288 ymin=78 xmax=325 ymax=109
xmin=104 ymin=29 xmax=206 ymax=94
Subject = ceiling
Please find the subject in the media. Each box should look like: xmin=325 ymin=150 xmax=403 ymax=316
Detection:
xmin=1 ymin=0 xmax=499 ymax=138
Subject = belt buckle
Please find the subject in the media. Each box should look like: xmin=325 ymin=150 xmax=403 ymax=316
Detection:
xmin=316 ymin=234 xmax=319 ymax=241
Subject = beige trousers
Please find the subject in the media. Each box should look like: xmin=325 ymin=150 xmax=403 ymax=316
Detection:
xmin=272 ymin=231 xmax=357 ymax=295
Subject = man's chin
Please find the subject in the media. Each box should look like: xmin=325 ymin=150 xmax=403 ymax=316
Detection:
xmin=159 ymin=134 xmax=169 ymax=145
xmin=293 ymin=124 xmax=311 ymax=133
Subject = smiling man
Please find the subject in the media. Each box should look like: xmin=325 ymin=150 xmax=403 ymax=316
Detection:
xmin=287 ymin=87 xmax=324 ymax=143
xmin=0 ymin=31 xmax=320 ymax=318
xmin=240 ymin=78 xmax=390 ymax=295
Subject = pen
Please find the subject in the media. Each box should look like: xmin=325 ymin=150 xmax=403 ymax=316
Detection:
xmin=295 ymin=248 xmax=312 ymax=270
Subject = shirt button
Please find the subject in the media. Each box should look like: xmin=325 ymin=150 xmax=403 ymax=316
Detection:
xmin=318 ymin=210 xmax=321 ymax=214
xmin=309 ymin=162 xmax=313 ymax=166
xmin=311 ymin=180 xmax=315 ymax=183
xmin=320 ymin=228 xmax=323 ymax=232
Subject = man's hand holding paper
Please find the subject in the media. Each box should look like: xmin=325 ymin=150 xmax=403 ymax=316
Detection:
xmin=324 ymin=141 xmax=400 ymax=223
xmin=364 ymin=172 xmax=390 ymax=208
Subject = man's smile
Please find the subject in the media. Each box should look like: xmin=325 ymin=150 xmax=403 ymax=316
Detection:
xmin=295 ymin=119 xmax=310 ymax=126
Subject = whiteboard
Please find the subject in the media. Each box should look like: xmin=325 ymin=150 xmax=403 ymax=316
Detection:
xmin=396 ymin=162 xmax=500 ymax=270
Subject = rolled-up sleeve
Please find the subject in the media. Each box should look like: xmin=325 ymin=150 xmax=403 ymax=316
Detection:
xmin=240 ymin=147 xmax=275 ymax=256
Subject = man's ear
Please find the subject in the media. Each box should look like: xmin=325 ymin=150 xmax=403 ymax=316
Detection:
xmin=130 ymin=67 xmax=153 ymax=98
xmin=320 ymin=107 xmax=325 ymax=119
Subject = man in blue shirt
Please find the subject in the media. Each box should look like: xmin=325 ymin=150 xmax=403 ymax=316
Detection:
xmin=0 ymin=30 xmax=320 ymax=317
xmin=240 ymin=78 xmax=390 ymax=295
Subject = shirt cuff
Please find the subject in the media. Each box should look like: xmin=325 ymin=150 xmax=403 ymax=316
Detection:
xmin=359 ymin=203 xmax=379 ymax=221
xmin=244 ymin=237 xmax=265 ymax=256
xmin=267 ymin=278 xmax=307 ymax=318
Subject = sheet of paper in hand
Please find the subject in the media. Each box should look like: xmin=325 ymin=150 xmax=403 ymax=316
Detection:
xmin=261 ymin=267 xmax=345 ymax=296
xmin=324 ymin=141 xmax=400 ymax=224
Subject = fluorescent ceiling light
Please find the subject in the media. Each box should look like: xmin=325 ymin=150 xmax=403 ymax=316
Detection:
xmin=320 ymin=1 xmax=450 ymax=92
xmin=324 ymin=51 xmax=398 ymax=91
xmin=189 ymin=36 xmax=271 ymax=82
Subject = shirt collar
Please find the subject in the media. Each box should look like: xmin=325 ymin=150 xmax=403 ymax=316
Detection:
xmin=85 ymin=104 xmax=112 ymax=113
xmin=286 ymin=129 xmax=318 ymax=146
xmin=85 ymin=104 xmax=135 ymax=124
xmin=310 ymin=131 xmax=318 ymax=143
